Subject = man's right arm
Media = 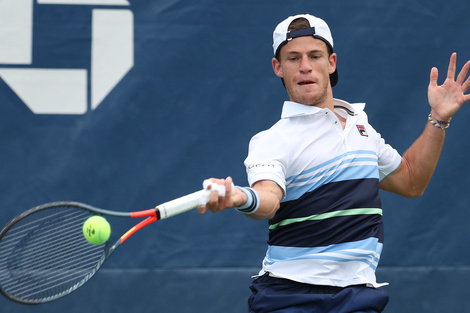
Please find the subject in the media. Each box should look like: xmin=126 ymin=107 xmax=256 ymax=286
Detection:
xmin=246 ymin=180 xmax=284 ymax=220
xmin=197 ymin=177 xmax=283 ymax=220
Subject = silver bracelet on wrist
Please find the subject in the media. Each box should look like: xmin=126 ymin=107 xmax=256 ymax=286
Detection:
xmin=428 ymin=113 xmax=450 ymax=130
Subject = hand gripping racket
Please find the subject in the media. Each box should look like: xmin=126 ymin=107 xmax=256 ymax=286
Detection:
xmin=0 ymin=184 xmax=230 ymax=304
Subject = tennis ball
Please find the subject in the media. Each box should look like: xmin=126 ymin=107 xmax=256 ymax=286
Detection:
xmin=83 ymin=216 xmax=111 ymax=245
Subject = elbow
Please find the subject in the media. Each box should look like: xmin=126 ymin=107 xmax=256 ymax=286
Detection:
xmin=402 ymin=184 xmax=426 ymax=198
xmin=403 ymin=190 xmax=424 ymax=198
xmin=248 ymin=203 xmax=280 ymax=220
xmin=399 ymin=159 xmax=428 ymax=198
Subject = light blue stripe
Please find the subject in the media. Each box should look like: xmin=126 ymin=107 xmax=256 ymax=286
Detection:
xmin=289 ymin=157 xmax=378 ymax=185
xmin=339 ymin=250 xmax=380 ymax=263
xmin=265 ymin=238 xmax=383 ymax=270
xmin=284 ymin=165 xmax=378 ymax=202
xmin=285 ymin=150 xmax=378 ymax=183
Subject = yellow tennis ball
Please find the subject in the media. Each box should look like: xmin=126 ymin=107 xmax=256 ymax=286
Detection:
xmin=82 ymin=216 xmax=111 ymax=245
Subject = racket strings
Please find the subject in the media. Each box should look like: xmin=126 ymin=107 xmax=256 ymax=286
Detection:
xmin=1 ymin=212 xmax=93 ymax=268
xmin=0 ymin=205 xmax=108 ymax=303
xmin=1 ymin=234 xmax=103 ymax=298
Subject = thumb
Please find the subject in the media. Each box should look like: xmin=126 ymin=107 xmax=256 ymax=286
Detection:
xmin=429 ymin=67 xmax=439 ymax=88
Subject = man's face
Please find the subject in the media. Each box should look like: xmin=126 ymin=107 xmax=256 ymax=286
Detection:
xmin=273 ymin=36 xmax=336 ymax=107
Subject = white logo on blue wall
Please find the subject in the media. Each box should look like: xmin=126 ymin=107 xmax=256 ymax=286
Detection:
xmin=0 ymin=0 xmax=134 ymax=115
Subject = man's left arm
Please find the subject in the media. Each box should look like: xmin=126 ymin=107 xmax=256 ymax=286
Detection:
xmin=380 ymin=53 xmax=470 ymax=197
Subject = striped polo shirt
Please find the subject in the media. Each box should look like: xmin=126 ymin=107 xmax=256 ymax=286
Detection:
xmin=245 ymin=99 xmax=402 ymax=288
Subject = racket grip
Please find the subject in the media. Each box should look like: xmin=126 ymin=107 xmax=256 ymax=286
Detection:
xmin=156 ymin=183 xmax=235 ymax=220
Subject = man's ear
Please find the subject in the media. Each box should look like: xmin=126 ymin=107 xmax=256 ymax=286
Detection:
xmin=272 ymin=57 xmax=284 ymax=78
xmin=329 ymin=53 xmax=337 ymax=75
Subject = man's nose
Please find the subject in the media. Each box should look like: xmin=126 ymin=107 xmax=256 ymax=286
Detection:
xmin=299 ymin=55 xmax=312 ymax=73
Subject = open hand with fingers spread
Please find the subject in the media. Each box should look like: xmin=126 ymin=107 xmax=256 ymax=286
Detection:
xmin=428 ymin=53 xmax=470 ymax=121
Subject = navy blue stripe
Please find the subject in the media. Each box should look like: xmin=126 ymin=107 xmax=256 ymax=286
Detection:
xmin=271 ymin=178 xmax=381 ymax=224
xmin=268 ymin=178 xmax=383 ymax=247
xmin=268 ymin=213 xmax=383 ymax=248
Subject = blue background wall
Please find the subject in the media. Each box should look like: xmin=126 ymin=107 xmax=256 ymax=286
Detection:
xmin=1 ymin=0 xmax=470 ymax=312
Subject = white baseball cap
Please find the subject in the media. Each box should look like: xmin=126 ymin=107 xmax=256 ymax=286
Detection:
xmin=272 ymin=14 xmax=338 ymax=86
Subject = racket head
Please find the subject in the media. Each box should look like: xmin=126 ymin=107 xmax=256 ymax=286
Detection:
xmin=0 ymin=202 xmax=115 ymax=304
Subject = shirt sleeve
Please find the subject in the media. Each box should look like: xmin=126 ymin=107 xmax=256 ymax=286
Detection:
xmin=360 ymin=112 xmax=402 ymax=181
xmin=377 ymin=137 xmax=402 ymax=180
xmin=366 ymin=123 xmax=402 ymax=181
xmin=244 ymin=128 xmax=288 ymax=194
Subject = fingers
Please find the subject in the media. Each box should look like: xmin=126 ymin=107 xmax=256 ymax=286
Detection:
xmin=197 ymin=178 xmax=219 ymax=214
xmin=209 ymin=182 xmax=224 ymax=213
xmin=224 ymin=177 xmax=234 ymax=208
xmin=450 ymin=53 xmax=470 ymax=104
xmin=447 ymin=52 xmax=457 ymax=80
xmin=197 ymin=177 xmax=233 ymax=214
xmin=429 ymin=67 xmax=439 ymax=88
xmin=457 ymin=60 xmax=470 ymax=91
xmin=430 ymin=53 xmax=470 ymax=93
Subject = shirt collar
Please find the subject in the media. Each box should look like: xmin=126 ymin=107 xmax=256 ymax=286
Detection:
xmin=281 ymin=99 xmax=366 ymax=119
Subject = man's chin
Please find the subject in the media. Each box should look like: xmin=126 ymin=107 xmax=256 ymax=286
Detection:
xmin=292 ymin=95 xmax=325 ymax=107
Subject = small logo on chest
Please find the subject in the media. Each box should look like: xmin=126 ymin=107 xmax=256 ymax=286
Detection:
xmin=356 ymin=125 xmax=368 ymax=137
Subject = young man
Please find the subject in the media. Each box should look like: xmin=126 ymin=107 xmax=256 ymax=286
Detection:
xmin=198 ymin=14 xmax=470 ymax=312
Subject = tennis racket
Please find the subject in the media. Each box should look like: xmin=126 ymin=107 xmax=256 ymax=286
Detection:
xmin=0 ymin=184 xmax=229 ymax=305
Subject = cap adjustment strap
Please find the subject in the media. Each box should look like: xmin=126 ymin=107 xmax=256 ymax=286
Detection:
xmin=286 ymin=27 xmax=316 ymax=40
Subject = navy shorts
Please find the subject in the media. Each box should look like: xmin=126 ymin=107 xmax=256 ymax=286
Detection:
xmin=248 ymin=275 xmax=389 ymax=313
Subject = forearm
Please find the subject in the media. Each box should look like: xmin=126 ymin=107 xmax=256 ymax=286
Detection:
xmin=380 ymin=113 xmax=447 ymax=197
xmin=402 ymin=116 xmax=446 ymax=195
xmin=243 ymin=184 xmax=282 ymax=220
xmin=381 ymin=52 xmax=469 ymax=197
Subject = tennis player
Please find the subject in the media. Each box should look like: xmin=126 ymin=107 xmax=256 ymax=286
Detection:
xmin=198 ymin=14 xmax=470 ymax=313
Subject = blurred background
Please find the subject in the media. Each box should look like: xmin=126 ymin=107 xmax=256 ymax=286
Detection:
xmin=0 ymin=0 xmax=469 ymax=312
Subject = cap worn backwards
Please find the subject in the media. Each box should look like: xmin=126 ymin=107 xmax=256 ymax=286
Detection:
xmin=272 ymin=14 xmax=338 ymax=87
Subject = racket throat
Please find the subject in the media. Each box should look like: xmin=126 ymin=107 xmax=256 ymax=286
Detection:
xmin=120 ymin=209 xmax=159 ymax=244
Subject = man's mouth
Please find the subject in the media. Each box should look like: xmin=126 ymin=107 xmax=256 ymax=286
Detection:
xmin=298 ymin=80 xmax=315 ymax=86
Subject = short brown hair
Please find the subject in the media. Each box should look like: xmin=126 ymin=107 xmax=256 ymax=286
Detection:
xmin=288 ymin=17 xmax=311 ymax=32
xmin=276 ymin=17 xmax=333 ymax=60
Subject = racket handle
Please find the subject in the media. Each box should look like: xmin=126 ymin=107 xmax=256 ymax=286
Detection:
xmin=156 ymin=183 xmax=235 ymax=220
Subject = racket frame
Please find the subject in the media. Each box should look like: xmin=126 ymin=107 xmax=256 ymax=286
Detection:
xmin=0 ymin=202 xmax=132 ymax=304
xmin=0 ymin=185 xmax=224 ymax=304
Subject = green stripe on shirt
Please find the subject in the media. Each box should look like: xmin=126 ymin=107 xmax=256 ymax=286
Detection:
xmin=269 ymin=208 xmax=383 ymax=230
